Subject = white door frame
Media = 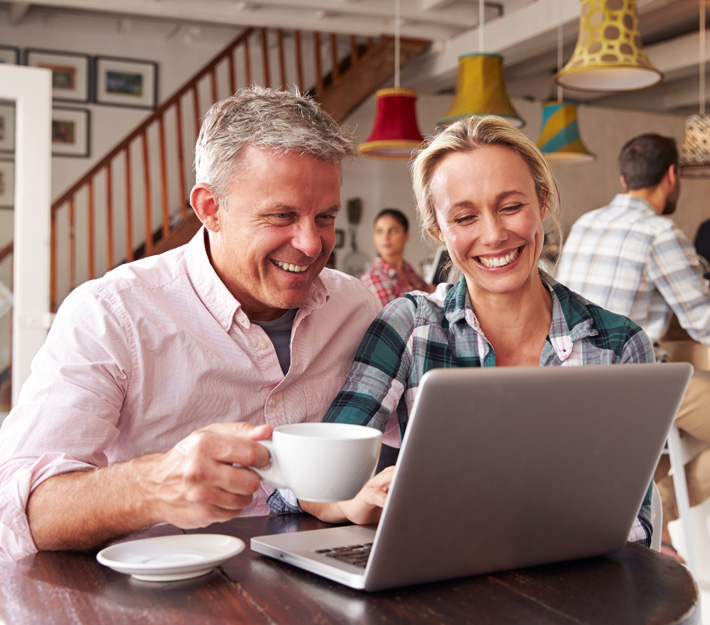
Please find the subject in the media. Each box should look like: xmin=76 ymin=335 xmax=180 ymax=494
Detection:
xmin=0 ymin=64 xmax=52 ymax=409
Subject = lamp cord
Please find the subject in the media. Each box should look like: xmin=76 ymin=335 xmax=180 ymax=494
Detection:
xmin=557 ymin=3 xmax=563 ymax=103
xmin=394 ymin=0 xmax=400 ymax=89
xmin=479 ymin=1 xmax=484 ymax=52
xmin=701 ymin=0 xmax=706 ymax=116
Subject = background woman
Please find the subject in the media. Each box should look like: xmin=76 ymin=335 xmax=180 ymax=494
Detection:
xmin=301 ymin=115 xmax=655 ymax=547
xmin=361 ymin=208 xmax=434 ymax=306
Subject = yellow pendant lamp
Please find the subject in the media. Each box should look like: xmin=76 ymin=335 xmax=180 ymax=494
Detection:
xmin=438 ymin=53 xmax=524 ymax=128
xmin=438 ymin=1 xmax=523 ymax=128
xmin=555 ymin=0 xmax=662 ymax=92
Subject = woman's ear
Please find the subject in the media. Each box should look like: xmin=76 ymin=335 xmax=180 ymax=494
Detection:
xmin=190 ymin=184 xmax=221 ymax=232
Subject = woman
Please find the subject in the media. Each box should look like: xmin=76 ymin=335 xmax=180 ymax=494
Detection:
xmin=361 ymin=208 xmax=435 ymax=306
xmin=301 ymin=116 xmax=655 ymax=546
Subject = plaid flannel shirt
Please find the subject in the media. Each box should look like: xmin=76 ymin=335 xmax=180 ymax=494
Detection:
xmin=556 ymin=194 xmax=710 ymax=346
xmin=320 ymin=272 xmax=654 ymax=546
xmin=360 ymin=255 xmax=430 ymax=307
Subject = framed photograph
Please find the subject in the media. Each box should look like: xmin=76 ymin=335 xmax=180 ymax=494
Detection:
xmin=25 ymin=49 xmax=90 ymax=103
xmin=94 ymin=56 xmax=158 ymax=109
xmin=52 ymin=107 xmax=90 ymax=158
xmin=0 ymin=46 xmax=19 ymax=65
xmin=335 ymin=229 xmax=345 ymax=249
xmin=0 ymin=160 xmax=15 ymax=209
xmin=0 ymin=103 xmax=15 ymax=153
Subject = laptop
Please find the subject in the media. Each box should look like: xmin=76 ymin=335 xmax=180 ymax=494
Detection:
xmin=251 ymin=363 xmax=693 ymax=591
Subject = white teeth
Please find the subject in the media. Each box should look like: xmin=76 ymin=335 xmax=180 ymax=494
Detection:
xmin=478 ymin=248 xmax=520 ymax=268
xmin=273 ymin=260 xmax=309 ymax=273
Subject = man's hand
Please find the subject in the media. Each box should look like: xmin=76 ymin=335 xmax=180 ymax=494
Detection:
xmin=143 ymin=422 xmax=273 ymax=528
xmin=28 ymin=422 xmax=273 ymax=552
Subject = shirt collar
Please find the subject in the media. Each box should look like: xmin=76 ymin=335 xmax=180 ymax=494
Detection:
xmin=611 ymin=193 xmax=657 ymax=216
xmin=185 ymin=228 xmax=329 ymax=330
xmin=441 ymin=270 xmax=599 ymax=362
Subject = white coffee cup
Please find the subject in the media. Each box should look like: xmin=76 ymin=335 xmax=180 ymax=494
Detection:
xmin=253 ymin=422 xmax=382 ymax=502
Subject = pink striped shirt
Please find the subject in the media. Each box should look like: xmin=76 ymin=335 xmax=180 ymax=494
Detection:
xmin=0 ymin=230 xmax=381 ymax=561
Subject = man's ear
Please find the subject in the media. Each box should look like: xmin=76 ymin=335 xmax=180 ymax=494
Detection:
xmin=620 ymin=175 xmax=628 ymax=190
xmin=667 ymin=163 xmax=677 ymax=188
xmin=190 ymin=184 xmax=221 ymax=232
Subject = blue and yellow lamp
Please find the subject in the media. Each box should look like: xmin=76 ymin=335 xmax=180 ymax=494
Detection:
xmin=537 ymin=101 xmax=595 ymax=166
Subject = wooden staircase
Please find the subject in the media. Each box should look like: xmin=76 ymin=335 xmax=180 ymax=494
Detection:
xmin=45 ymin=28 xmax=429 ymax=312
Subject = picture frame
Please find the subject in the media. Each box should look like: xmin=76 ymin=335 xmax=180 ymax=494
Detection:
xmin=0 ymin=160 xmax=15 ymax=209
xmin=334 ymin=229 xmax=345 ymax=249
xmin=0 ymin=103 xmax=15 ymax=154
xmin=25 ymin=49 xmax=90 ymax=103
xmin=94 ymin=56 xmax=158 ymax=109
xmin=52 ymin=107 xmax=90 ymax=158
xmin=0 ymin=46 xmax=19 ymax=65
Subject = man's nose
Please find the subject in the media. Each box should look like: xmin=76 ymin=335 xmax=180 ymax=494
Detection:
xmin=292 ymin=221 xmax=323 ymax=258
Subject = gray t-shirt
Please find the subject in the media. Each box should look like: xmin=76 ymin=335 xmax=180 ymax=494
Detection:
xmin=252 ymin=308 xmax=297 ymax=375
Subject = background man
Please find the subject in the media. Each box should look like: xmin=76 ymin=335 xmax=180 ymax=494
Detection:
xmin=0 ymin=86 xmax=381 ymax=561
xmin=556 ymin=133 xmax=710 ymax=558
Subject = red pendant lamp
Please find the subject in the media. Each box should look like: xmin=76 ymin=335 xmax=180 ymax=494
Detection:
xmin=359 ymin=0 xmax=424 ymax=160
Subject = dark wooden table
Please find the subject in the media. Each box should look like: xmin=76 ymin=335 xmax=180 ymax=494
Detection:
xmin=0 ymin=514 xmax=700 ymax=625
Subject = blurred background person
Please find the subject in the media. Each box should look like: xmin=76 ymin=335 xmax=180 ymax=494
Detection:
xmin=361 ymin=208 xmax=434 ymax=306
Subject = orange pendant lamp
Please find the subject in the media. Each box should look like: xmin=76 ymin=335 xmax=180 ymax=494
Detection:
xmin=359 ymin=0 xmax=424 ymax=160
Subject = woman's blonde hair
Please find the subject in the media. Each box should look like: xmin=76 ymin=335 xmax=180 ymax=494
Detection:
xmin=411 ymin=115 xmax=562 ymax=267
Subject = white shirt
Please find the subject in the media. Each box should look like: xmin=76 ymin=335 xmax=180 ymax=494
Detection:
xmin=0 ymin=230 xmax=381 ymax=561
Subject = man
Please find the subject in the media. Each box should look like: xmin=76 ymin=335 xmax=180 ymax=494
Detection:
xmin=0 ymin=87 xmax=381 ymax=561
xmin=556 ymin=133 xmax=710 ymax=557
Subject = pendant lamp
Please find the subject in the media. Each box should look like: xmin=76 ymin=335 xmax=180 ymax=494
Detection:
xmin=438 ymin=1 xmax=523 ymax=128
xmin=538 ymin=101 xmax=595 ymax=165
xmin=680 ymin=1 xmax=710 ymax=179
xmin=438 ymin=54 xmax=524 ymax=128
xmin=537 ymin=11 xmax=595 ymax=165
xmin=555 ymin=0 xmax=662 ymax=92
xmin=359 ymin=0 xmax=424 ymax=160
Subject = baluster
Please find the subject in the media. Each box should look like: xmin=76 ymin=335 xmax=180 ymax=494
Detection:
xmin=158 ymin=115 xmax=170 ymax=239
xmin=210 ymin=68 xmax=218 ymax=104
xmin=69 ymin=197 xmax=76 ymax=292
xmin=192 ymin=85 xmax=201 ymax=139
xmin=125 ymin=148 xmax=134 ymax=262
xmin=88 ymin=179 xmax=95 ymax=280
xmin=106 ymin=162 xmax=114 ymax=269
xmin=261 ymin=28 xmax=270 ymax=88
xmin=244 ymin=33 xmax=252 ymax=85
xmin=228 ymin=48 xmax=236 ymax=94
xmin=277 ymin=30 xmax=286 ymax=89
xmin=50 ymin=212 xmax=57 ymax=312
xmin=350 ymin=36 xmax=359 ymax=67
xmin=331 ymin=33 xmax=339 ymax=83
xmin=314 ymin=32 xmax=323 ymax=95
xmin=141 ymin=132 xmax=153 ymax=255
xmin=175 ymin=100 xmax=187 ymax=221
xmin=294 ymin=30 xmax=304 ymax=91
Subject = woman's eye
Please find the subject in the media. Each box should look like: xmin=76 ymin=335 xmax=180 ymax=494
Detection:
xmin=455 ymin=215 xmax=474 ymax=225
xmin=502 ymin=204 xmax=523 ymax=213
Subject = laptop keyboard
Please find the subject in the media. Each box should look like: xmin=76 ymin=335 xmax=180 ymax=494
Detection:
xmin=315 ymin=543 xmax=373 ymax=568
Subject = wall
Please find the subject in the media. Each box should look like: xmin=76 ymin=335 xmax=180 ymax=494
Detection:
xmin=0 ymin=6 xmax=238 ymax=204
xmin=338 ymin=94 xmax=709 ymax=279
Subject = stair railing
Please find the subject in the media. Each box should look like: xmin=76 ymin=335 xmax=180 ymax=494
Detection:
xmin=49 ymin=27 xmax=382 ymax=311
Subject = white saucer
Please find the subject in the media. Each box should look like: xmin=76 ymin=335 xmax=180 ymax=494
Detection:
xmin=97 ymin=534 xmax=245 ymax=582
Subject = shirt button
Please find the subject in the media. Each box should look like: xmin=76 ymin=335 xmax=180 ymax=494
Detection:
xmin=221 ymin=320 xmax=228 ymax=329
xmin=270 ymin=397 xmax=278 ymax=407
xmin=258 ymin=340 xmax=267 ymax=350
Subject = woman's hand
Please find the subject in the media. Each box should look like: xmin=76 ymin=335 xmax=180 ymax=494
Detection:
xmin=339 ymin=466 xmax=395 ymax=525
xmin=300 ymin=466 xmax=395 ymax=525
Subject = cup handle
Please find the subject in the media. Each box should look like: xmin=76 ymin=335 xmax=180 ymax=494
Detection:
xmin=251 ymin=440 xmax=289 ymax=490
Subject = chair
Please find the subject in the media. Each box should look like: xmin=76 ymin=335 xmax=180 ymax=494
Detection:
xmin=659 ymin=339 xmax=710 ymax=578
xmin=650 ymin=482 xmax=662 ymax=552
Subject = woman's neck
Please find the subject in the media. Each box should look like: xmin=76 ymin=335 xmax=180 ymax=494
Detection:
xmin=469 ymin=275 xmax=553 ymax=367
xmin=381 ymin=253 xmax=404 ymax=274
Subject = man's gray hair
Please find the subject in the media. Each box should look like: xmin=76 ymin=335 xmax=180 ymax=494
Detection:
xmin=194 ymin=86 xmax=357 ymax=202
